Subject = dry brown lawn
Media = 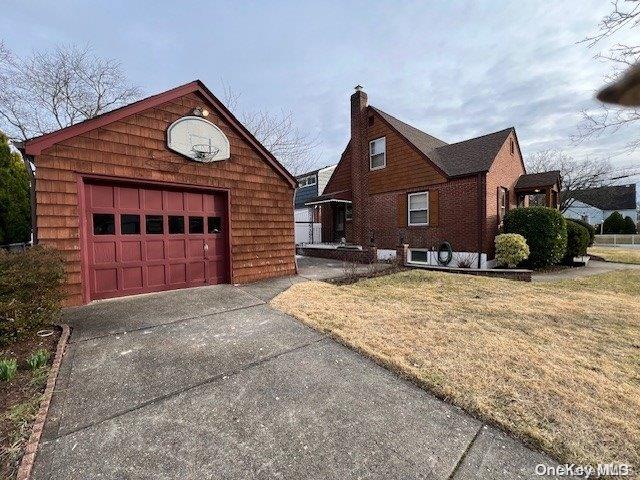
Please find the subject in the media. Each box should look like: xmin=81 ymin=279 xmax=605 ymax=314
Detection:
xmin=272 ymin=269 xmax=640 ymax=470
xmin=589 ymin=246 xmax=640 ymax=265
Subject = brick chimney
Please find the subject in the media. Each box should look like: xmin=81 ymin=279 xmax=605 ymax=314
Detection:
xmin=350 ymin=85 xmax=368 ymax=245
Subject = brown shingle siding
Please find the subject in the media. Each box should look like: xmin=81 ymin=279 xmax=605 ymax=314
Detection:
xmin=34 ymin=90 xmax=295 ymax=306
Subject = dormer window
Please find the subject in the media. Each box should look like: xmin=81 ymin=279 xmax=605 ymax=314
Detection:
xmin=369 ymin=137 xmax=386 ymax=170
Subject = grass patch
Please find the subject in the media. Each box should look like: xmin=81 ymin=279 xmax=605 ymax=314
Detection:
xmin=589 ymin=246 xmax=640 ymax=265
xmin=272 ymin=269 xmax=640 ymax=469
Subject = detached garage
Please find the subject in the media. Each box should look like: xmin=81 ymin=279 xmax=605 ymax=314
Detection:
xmin=22 ymin=80 xmax=297 ymax=306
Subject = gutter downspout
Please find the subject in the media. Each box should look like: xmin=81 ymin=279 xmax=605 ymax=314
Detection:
xmin=293 ymin=186 xmax=299 ymax=275
xmin=23 ymin=153 xmax=37 ymax=245
xmin=476 ymin=172 xmax=485 ymax=269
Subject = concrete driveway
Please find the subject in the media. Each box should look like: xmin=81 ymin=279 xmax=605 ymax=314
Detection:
xmin=34 ymin=258 xmax=561 ymax=479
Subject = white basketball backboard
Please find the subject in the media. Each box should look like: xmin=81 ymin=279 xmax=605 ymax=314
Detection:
xmin=167 ymin=116 xmax=230 ymax=162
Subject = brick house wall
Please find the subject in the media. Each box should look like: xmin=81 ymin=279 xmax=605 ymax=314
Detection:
xmin=31 ymin=89 xmax=296 ymax=306
xmin=484 ymin=131 xmax=526 ymax=256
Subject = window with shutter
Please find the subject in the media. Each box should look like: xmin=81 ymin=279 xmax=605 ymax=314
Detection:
xmin=408 ymin=192 xmax=429 ymax=226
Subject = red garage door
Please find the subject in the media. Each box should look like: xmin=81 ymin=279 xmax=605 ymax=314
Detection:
xmin=83 ymin=182 xmax=228 ymax=301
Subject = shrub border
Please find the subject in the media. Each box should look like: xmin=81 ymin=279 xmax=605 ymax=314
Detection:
xmin=15 ymin=323 xmax=70 ymax=480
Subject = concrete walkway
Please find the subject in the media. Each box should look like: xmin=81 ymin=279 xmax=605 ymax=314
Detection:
xmin=33 ymin=257 xmax=563 ymax=479
xmin=532 ymin=259 xmax=640 ymax=282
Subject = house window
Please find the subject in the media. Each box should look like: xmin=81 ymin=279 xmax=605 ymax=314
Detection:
xmin=510 ymin=139 xmax=514 ymax=155
xmin=408 ymin=249 xmax=430 ymax=263
xmin=499 ymin=187 xmax=508 ymax=222
xmin=369 ymin=137 xmax=386 ymax=170
xmin=298 ymin=175 xmax=317 ymax=188
xmin=408 ymin=192 xmax=429 ymax=226
xmin=345 ymin=204 xmax=353 ymax=221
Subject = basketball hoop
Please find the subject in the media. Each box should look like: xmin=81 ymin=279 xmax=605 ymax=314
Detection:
xmin=191 ymin=143 xmax=220 ymax=162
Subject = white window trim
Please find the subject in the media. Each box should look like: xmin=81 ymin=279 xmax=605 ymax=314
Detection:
xmin=408 ymin=191 xmax=429 ymax=226
xmin=369 ymin=137 xmax=386 ymax=171
xmin=408 ymin=248 xmax=431 ymax=264
xmin=298 ymin=175 xmax=317 ymax=187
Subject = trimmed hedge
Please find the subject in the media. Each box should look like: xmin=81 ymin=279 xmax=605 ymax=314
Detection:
xmin=503 ymin=207 xmax=567 ymax=268
xmin=495 ymin=233 xmax=529 ymax=268
xmin=623 ymin=216 xmax=638 ymax=234
xmin=0 ymin=246 xmax=65 ymax=345
xmin=570 ymin=218 xmax=596 ymax=247
xmin=603 ymin=211 xmax=625 ymax=234
xmin=564 ymin=220 xmax=590 ymax=262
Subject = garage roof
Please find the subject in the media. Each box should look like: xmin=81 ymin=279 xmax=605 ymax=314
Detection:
xmin=23 ymin=80 xmax=297 ymax=188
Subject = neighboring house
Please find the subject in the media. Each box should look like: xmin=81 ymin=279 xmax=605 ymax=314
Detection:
xmin=294 ymin=165 xmax=336 ymax=244
xmin=20 ymin=80 xmax=297 ymax=306
xmin=303 ymin=86 xmax=559 ymax=267
xmin=564 ymin=184 xmax=638 ymax=227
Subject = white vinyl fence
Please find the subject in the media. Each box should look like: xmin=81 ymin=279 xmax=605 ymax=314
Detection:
xmin=594 ymin=234 xmax=640 ymax=246
xmin=295 ymin=222 xmax=322 ymax=244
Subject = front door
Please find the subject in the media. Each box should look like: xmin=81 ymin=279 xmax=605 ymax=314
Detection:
xmin=333 ymin=205 xmax=345 ymax=242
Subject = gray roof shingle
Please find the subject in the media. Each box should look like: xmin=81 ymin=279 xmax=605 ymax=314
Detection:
xmin=371 ymin=106 xmax=515 ymax=177
xmin=515 ymin=171 xmax=561 ymax=189
xmin=569 ymin=184 xmax=637 ymax=211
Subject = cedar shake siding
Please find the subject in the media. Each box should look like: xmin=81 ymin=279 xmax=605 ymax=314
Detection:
xmin=27 ymin=83 xmax=296 ymax=306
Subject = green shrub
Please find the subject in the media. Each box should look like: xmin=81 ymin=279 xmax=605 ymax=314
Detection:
xmin=564 ymin=220 xmax=590 ymax=262
xmin=0 ymin=357 xmax=18 ymax=381
xmin=26 ymin=348 xmax=51 ymax=370
xmin=503 ymin=207 xmax=567 ymax=268
xmin=0 ymin=247 xmax=65 ymax=345
xmin=603 ymin=211 xmax=625 ymax=234
xmin=571 ymin=218 xmax=596 ymax=246
xmin=623 ymin=216 xmax=637 ymax=234
xmin=495 ymin=234 xmax=529 ymax=268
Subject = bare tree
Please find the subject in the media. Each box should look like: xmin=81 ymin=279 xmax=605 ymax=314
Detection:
xmin=0 ymin=42 xmax=142 ymax=140
xmin=574 ymin=1 xmax=640 ymax=148
xmin=221 ymin=80 xmax=319 ymax=175
xmin=526 ymin=149 xmax=612 ymax=211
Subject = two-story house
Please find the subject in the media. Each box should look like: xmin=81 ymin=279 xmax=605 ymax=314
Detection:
xmin=303 ymin=86 xmax=559 ymax=268
xmin=294 ymin=165 xmax=336 ymax=244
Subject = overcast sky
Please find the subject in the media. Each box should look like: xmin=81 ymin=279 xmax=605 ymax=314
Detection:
xmin=3 ymin=1 xmax=639 ymax=179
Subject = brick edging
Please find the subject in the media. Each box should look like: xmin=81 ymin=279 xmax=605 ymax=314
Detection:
xmin=16 ymin=324 xmax=71 ymax=480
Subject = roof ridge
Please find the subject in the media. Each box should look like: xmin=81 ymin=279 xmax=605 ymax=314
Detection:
xmin=370 ymin=106 xmax=447 ymax=145
xmin=435 ymin=127 xmax=514 ymax=150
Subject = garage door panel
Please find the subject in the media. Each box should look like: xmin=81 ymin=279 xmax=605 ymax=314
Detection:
xmin=122 ymin=267 xmax=143 ymax=289
xmin=188 ymin=262 xmax=205 ymax=282
xmin=93 ymin=242 xmax=116 ymax=264
xmin=85 ymin=182 xmax=228 ymax=301
xmin=94 ymin=269 xmax=118 ymax=293
xmin=169 ymin=264 xmax=187 ymax=284
xmin=186 ymin=192 xmax=204 ymax=212
xmin=168 ymin=240 xmax=186 ymax=259
xmin=144 ymin=189 xmax=163 ymax=210
xmin=121 ymin=241 xmax=142 ymax=262
xmin=146 ymin=241 xmax=164 ymax=260
xmin=90 ymin=185 xmax=115 ymax=208
xmin=147 ymin=265 xmax=166 ymax=287
xmin=166 ymin=191 xmax=184 ymax=211
xmin=119 ymin=187 xmax=140 ymax=209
